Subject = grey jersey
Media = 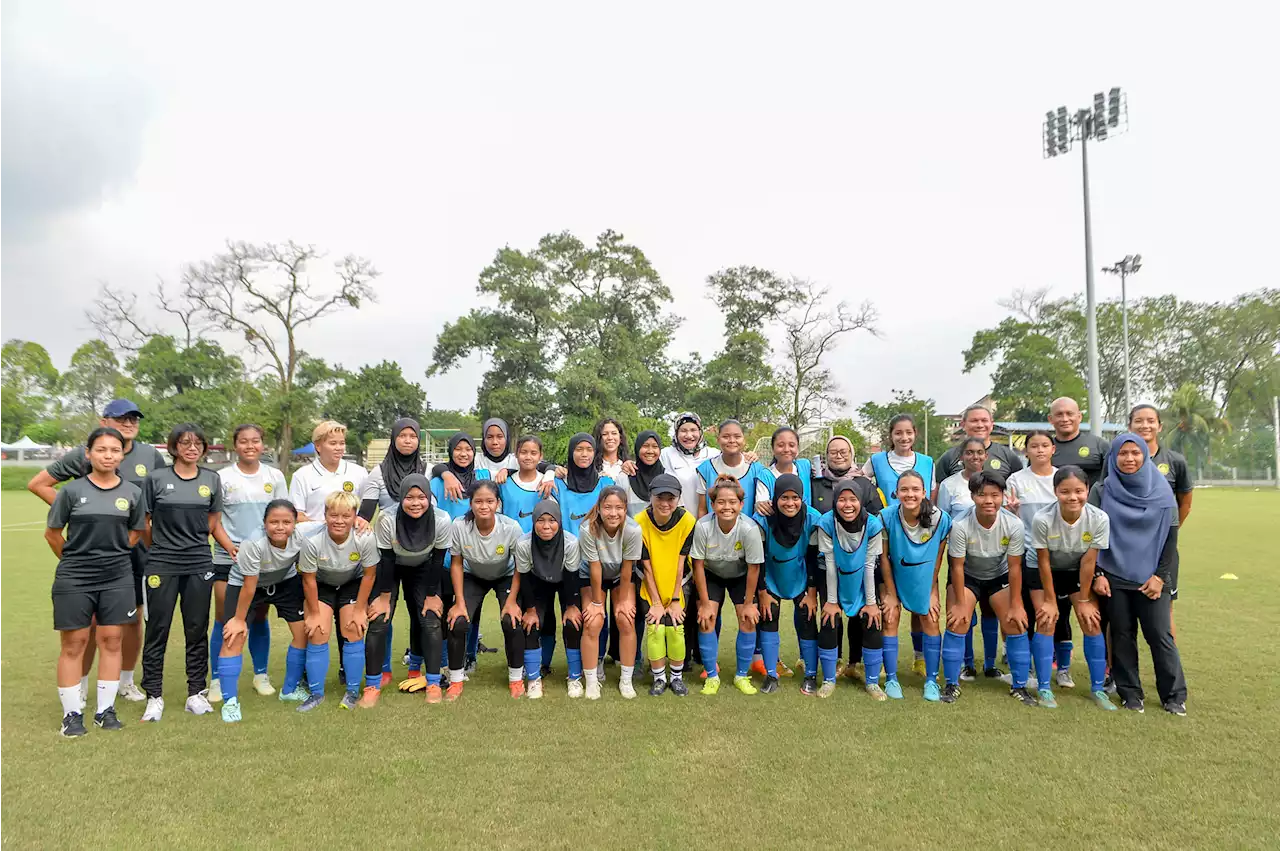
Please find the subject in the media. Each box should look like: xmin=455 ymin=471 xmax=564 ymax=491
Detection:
xmin=144 ymin=466 xmax=223 ymax=574
xmin=46 ymin=441 xmax=167 ymax=488
xmin=374 ymin=507 xmax=453 ymax=567
xmin=450 ymin=515 xmax=523 ymax=581
xmin=514 ymin=532 xmax=582 ymax=578
xmin=48 ymin=477 xmax=146 ymax=591
xmin=577 ymin=518 xmax=644 ymax=581
xmin=691 ymin=514 xmax=764 ymax=580
xmin=299 ymin=529 xmax=379 ymax=587
xmin=947 ymin=510 xmax=1026 ymax=581
xmin=1031 ymin=504 xmax=1110 ymax=572
xmin=231 ymin=532 xmax=303 ymax=587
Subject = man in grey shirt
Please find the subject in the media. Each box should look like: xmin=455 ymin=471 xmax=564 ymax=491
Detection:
xmin=936 ymin=404 xmax=1023 ymax=481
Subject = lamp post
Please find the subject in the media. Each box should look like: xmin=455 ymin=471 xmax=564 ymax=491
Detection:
xmin=1043 ymin=88 xmax=1129 ymax=433
xmin=1102 ymin=254 xmax=1142 ymax=417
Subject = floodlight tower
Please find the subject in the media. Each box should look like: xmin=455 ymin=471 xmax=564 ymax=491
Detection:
xmin=1102 ymin=253 xmax=1142 ymax=417
xmin=1043 ymin=88 xmax=1129 ymax=434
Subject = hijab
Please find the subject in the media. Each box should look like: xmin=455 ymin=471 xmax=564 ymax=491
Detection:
xmin=833 ymin=478 xmax=868 ymax=535
xmin=1099 ymin=433 xmax=1176 ymax=585
xmin=630 ymin=430 xmax=664 ymax=502
xmin=380 ymin=417 xmax=425 ymax=501
xmin=768 ymin=473 xmax=807 ymax=548
xmin=394 ymin=474 xmax=435 ymax=553
xmin=671 ymin=411 xmax=706 ymax=457
xmin=824 ymin=435 xmax=854 ymax=478
xmin=529 ymin=499 xmax=565 ymax=582
xmin=446 ymin=432 xmax=476 ymax=492
xmin=481 ymin=417 xmax=510 ymax=465
xmin=565 ymin=433 xmax=600 ymax=493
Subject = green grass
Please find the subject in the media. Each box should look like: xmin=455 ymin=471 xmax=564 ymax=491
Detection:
xmin=1 ymin=466 xmax=44 ymax=491
xmin=3 ymin=490 xmax=1279 ymax=849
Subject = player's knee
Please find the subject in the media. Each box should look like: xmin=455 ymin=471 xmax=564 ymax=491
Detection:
xmin=223 ymin=634 xmax=245 ymax=654
xmin=883 ymin=606 xmax=900 ymax=631
xmin=500 ymin=613 xmax=520 ymax=633
xmin=422 ymin=611 xmax=441 ymax=633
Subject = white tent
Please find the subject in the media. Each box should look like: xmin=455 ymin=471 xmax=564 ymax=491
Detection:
xmin=1 ymin=435 xmax=52 ymax=461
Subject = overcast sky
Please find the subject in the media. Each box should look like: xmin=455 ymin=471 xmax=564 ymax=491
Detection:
xmin=3 ymin=2 xmax=1276 ymax=418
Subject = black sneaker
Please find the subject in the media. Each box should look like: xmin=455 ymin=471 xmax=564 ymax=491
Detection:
xmin=760 ymin=676 xmax=780 ymax=694
xmin=1162 ymin=701 xmax=1186 ymax=717
xmin=960 ymin=665 xmax=978 ymax=682
xmin=983 ymin=666 xmax=1007 ymax=679
xmin=649 ymin=678 xmax=669 ymax=697
xmin=800 ymin=676 xmax=818 ymax=696
xmin=1009 ymin=687 xmax=1038 ymax=707
xmin=60 ymin=711 xmax=86 ymax=737
xmin=540 ymin=664 xmax=552 ymax=679
xmin=477 ymin=641 xmax=498 ymax=654
xmin=94 ymin=707 xmax=123 ymax=730
xmin=1122 ymin=697 xmax=1145 ymax=713
xmin=941 ymin=683 xmax=961 ymax=704
xmin=668 ymin=676 xmax=689 ymax=697
xmin=1104 ymin=675 xmax=1118 ymax=695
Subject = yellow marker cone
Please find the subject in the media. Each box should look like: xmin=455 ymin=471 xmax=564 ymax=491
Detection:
xmin=1220 ymin=573 xmax=1239 ymax=580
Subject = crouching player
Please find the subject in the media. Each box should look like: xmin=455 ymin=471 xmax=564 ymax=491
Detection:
xmin=636 ymin=474 xmax=697 ymax=696
xmin=753 ymin=474 xmax=821 ymax=695
xmin=510 ymin=500 xmax=582 ymax=699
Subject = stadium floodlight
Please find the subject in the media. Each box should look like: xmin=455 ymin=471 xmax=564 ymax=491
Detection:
xmin=1040 ymin=86 xmax=1130 ymax=434
xmin=1102 ymin=253 xmax=1144 ymax=417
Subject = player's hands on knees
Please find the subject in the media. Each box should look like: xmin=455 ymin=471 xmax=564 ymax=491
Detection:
xmin=367 ymin=594 xmax=390 ymax=623
xmin=697 ymin=600 xmax=717 ymax=631
xmin=820 ymin=601 xmax=841 ymax=629
xmin=1035 ymin=600 xmax=1057 ymax=632
xmin=667 ymin=599 xmax=685 ymax=625
xmin=1074 ymin=596 xmax=1101 ymax=632
xmin=645 ymin=602 xmax=666 ymax=626
xmin=1007 ymin=601 xmax=1028 ymax=632
xmin=223 ymin=616 xmax=248 ymax=645
xmin=304 ymin=610 xmax=326 ymax=640
xmin=614 ymin=594 xmax=636 ymax=627
xmin=501 ymin=598 xmax=523 ymax=627
xmin=799 ymin=589 xmax=817 ymax=619
xmin=344 ymin=607 xmax=368 ymax=638
xmin=583 ymin=600 xmax=605 ymax=629
xmin=422 ymin=595 xmax=443 ymax=618
xmin=563 ymin=604 xmax=582 ymax=629
xmin=738 ymin=601 xmax=760 ymax=630
xmin=860 ymin=604 xmax=881 ymax=630
xmin=945 ymin=606 xmax=966 ymax=634
xmin=522 ymin=609 xmax=540 ymax=633
xmin=929 ymin=588 xmax=941 ymax=622
xmin=447 ymin=602 xmax=468 ymax=629
xmin=758 ymin=591 xmax=775 ymax=620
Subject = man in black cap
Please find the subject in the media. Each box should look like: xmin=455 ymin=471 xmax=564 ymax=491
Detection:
xmin=29 ymin=399 xmax=168 ymax=704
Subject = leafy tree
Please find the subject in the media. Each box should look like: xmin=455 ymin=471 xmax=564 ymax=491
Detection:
xmin=827 ymin=417 xmax=869 ymax=460
xmin=124 ymin=335 xmax=248 ymax=443
xmin=1164 ymin=383 xmax=1230 ymax=467
xmin=418 ymin=408 xmax=484 ymax=436
xmin=61 ymin=340 xmax=126 ymax=422
xmin=705 ymin=266 xmax=802 ymax=329
xmin=778 ymin=280 xmax=878 ymax=427
xmin=856 ymin=389 xmax=949 ymax=461
xmin=323 ymin=361 xmax=426 ymax=462
xmin=1 ymin=340 xmax=60 ymax=440
xmin=683 ymin=332 xmax=779 ymax=427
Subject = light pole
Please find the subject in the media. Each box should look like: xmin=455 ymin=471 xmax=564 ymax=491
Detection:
xmin=1102 ymin=254 xmax=1142 ymax=417
xmin=1043 ymin=88 xmax=1129 ymax=433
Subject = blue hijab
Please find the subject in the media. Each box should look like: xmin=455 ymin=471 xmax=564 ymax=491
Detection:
xmin=1098 ymin=433 xmax=1175 ymax=585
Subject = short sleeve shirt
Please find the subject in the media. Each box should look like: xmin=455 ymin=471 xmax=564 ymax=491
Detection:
xmin=936 ymin=471 xmax=975 ymax=520
xmin=694 ymin=456 xmax=751 ymax=496
xmin=374 ymin=507 xmax=453 ymax=567
xmin=947 ymin=510 xmax=1026 ymax=580
xmin=231 ymin=532 xmax=303 ymax=587
xmin=1051 ymin=432 xmax=1111 ymax=487
xmin=577 ymin=517 xmax=644 ymax=581
xmin=299 ymin=529 xmax=378 ymax=586
xmin=48 ymin=477 xmax=146 ymax=591
xmin=145 ymin=466 xmax=223 ymax=574
xmin=514 ymin=532 xmax=582 ymax=577
xmin=288 ymin=459 xmax=369 ymax=520
xmin=938 ymin=441 xmax=1023 ymax=479
xmin=46 ymin=441 xmax=167 ymax=488
xmin=1031 ymin=503 xmax=1109 ymax=572
xmin=691 ymin=514 xmax=764 ymax=580
xmin=1006 ymin=467 xmax=1058 ymax=548
xmin=215 ymin=463 xmax=288 ymax=565
xmin=450 ymin=515 xmax=523 ymax=581
xmin=1151 ymin=446 xmax=1192 ymax=527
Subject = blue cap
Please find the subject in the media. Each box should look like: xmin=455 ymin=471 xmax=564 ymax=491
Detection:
xmin=102 ymin=399 xmax=143 ymax=419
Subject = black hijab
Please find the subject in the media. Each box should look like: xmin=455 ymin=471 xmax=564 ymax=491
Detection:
xmin=833 ymin=478 xmax=868 ymax=535
xmin=565 ymin=433 xmax=600 ymax=494
xmin=380 ymin=417 xmax=425 ymax=500
xmin=394 ymin=473 xmax=435 ymax=553
xmin=769 ymin=473 xmax=807 ymax=548
xmin=630 ymin=430 xmax=664 ymax=502
xmin=481 ymin=417 xmax=510 ymax=465
xmin=447 ymin=432 xmax=476 ymax=491
xmin=529 ymin=499 xmax=565 ymax=582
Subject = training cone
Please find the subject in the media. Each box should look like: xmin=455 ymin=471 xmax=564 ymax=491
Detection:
xmin=1220 ymin=573 xmax=1239 ymax=580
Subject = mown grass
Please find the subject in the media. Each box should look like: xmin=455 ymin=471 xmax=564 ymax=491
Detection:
xmin=2 ymin=490 xmax=1278 ymax=849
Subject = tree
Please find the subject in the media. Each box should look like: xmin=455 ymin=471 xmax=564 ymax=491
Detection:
xmin=778 ymin=280 xmax=878 ymax=427
xmin=827 ymin=417 xmax=869 ymax=460
xmin=683 ymin=332 xmax=780 ymax=426
xmin=963 ymin=320 xmax=1085 ymax=421
xmin=856 ymin=389 xmax=949 ymax=461
xmin=180 ymin=241 xmax=379 ymax=466
xmin=1 ymin=340 xmax=60 ymax=440
xmin=125 ymin=335 xmax=249 ymax=443
xmin=1164 ymin=383 xmax=1230 ymax=469
xmin=62 ymin=340 xmax=125 ymax=418
xmin=705 ymin=266 xmax=802 ymax=329
xmin=323 ymin=361 xmax=426 ymax=461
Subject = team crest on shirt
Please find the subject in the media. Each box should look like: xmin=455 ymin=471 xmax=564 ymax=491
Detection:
xmin=1082 ymin=532 xmax=1093 ymax=543
xmin=1000 ymin=536 xmax=1010 ymax=546
xmin=348 ymin=552 xmax=360 ymax=562
xmin=343 ymin=481 xmax=354 ymax=493
xmin=496 ymin=544 xmax=506 ymax=555
xmin=198 ymin=485 xmax=211 ymax=498
xmin=135 ymin=464 xmax=147 ymax=476
xmin=1078 ymin=447 xmax=1090 ymax=457
xmin=147 ymin=575 xmax=161 ymax=588
xmin=734 ymin=541 xmax=743 ymax=551
xmin=114 ymin=498 xmax=129 ymax=511
xmin=264 ymin=483 xmax=274 ymax=493
xmin=990 ymin=459 xmax=1002 ymax=470
xmin=920 ymin=532 xmax=930 ymax=543
xmin=1157 ymin=463 xmax=1170 ymax=475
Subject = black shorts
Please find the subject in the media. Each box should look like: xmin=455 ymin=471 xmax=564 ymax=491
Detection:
xmin=961 ymin=574 xmax=1009 ymax=604
xmin=53 ymin=585 xmax=137 ymax=631
xmin=1022 ymin=568 xmax=1081 ymax=598
xmin=225 ymin=574 xmax=305 ymax=623
xmin=702 ymin=571 xmax=749 ymax=607
xmin=316 ymin=575 xmax=364 ymax=611
xmin=212 ymin=563 xmax=232 ymax=583
xmin=577 ymin=572 xmax=623 ymax=593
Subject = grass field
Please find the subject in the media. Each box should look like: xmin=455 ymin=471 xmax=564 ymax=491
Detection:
xmin=3 ymin=490 xmax=1279 ymax=849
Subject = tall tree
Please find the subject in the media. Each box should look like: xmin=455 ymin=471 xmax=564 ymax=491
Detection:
xmin=61 ymin=340 xmax=125 ymax=418
xmin=125 ymin=335 xmax=248 ymax=442
xmin=323 ymin=361 xmax=426 ymax=462
xmin=963 ymin=319 xmax=1086 ymax=421
xmin=778 ymin=280 xmax=878 ymax=427
xmin=1 ymin=340 xmax=60 ymax=440
xmin=1164 ymin=383 xmax=1230 ymax=468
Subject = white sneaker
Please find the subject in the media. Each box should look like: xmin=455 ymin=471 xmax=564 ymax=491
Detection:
xmin=119 ymin=682 xmax=146 ymax=702
xmin=1026 ymin=676 xmax=1039 ymax=691
xmin=527 ymin=678 xmax=544 ymax=700
xmin=208 ymin=679 xmax=223 ymax=703
xmin=1055 ymin=669 xmax=1076 ymax=689
xmin=141 ymin=696 xmax=164 ymax=722
xmin=253 ymin=673 xmax=275 ymax=696
xmin=567 ymin=678 xmax=585 ymax=699
xmin=597 ymin=668 xmax=607 ymax=685
xmin=619 ymin=679 xmax=636 ymax=700
xmin=185 ymin=691 xmax=214 ymax=716
xmin=818 ymin=680 xmax=837 ymax=699
xmin=585 ymin=677 xmax=602 ymax=700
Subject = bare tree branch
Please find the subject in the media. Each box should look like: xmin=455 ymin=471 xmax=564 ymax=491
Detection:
xmin=777 ymin=279 xmax=879 ymax=427
xmin=86 ymin=283 xmax=156 ymax=352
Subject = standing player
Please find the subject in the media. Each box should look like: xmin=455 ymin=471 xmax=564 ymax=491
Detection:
xmin=209 ymin=423 xmax=287 ymax=703
xmin=1048 ymin=397 xmax=1111 ymax=487
xmin=635 ymin=474 xmax=697 ymax=696
xmin=767 ymin=427 xmax=813 ymax=504
xmin=942 ymin=472 xmax=1034 ymax=706
xmin=512 ymin=501 xmax=582 ymax=699
xmin=594 ymin=418 xmax=638 ymax=482
xmin=29 ymin=398 xmax=165 ymax=704
xmin=499 ymin=436 xmax=551 ymax=533
xmin=936 ymin=404 xmax=1023 ymax=480
xmin=554 ymin=433 xmax=615 ymax=536
xmin=436 ymin=418 xmax=556 ymax=498
xmin=695 ymin=420 xmax=774 ymax=518
xmin=44 ymin=427 xmax=146 ymax=736
xmin=288 ymin=421 xmax=369 ymax=527
xmin=659 ymin=413 xmax=720 ymax=516
xmin=622 ymin=430 xmax=665 ymax=517
xmin=140 ymin=424 xmax=237 ymax=722
xmin=863 ymin=414 xmax=935 ymax=503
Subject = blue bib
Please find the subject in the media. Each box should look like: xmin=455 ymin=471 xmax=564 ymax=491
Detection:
xmin=880 ymin=503 xmax=951 ymax=616
xmin=431 ymin=469 xmax=491 ymax=567
xmin=499 ymin=479 xmax=544 ymax=534
xmin=754 ymin=506 xmax=822 ymax=600
xmin=818 ymin=512 xmax=884 ymax=615
xmin=553 ymin=477 xmax=614 ymax=538
xmin=869 ymin=452 xmax=934 ymax=502
xmin=697 ymin=459 xmax=774 ymax=516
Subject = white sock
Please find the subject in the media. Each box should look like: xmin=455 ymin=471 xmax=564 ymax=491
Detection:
xmin=120 ymin=670 xmax=135 ymax=687
xmin=449 ymin=668 xmax=465 ymax=684
xmin=79 ymin=675 xmax=89 ymax=700
xmin=583 ymin=667 xmax=597 ymax=683
xmin=58 ymin=686 xmax=81 ymax=715
xmin=621 ymin=665 xmax=634 ymax=684
xmin=508 ymin=667 xmax=523 ymax=683
xmin=651 ymin=665 xmax=667 ymax=682
xmin=670 ymin=663 xmax=684 ymax=680
xmin=97 ymin=680 xmax=120 ymax=715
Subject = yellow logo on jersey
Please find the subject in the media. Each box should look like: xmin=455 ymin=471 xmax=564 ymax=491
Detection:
xmin=135 ymin=464 xmax=147 ymax=476
xmin=1078 ymin=447 xmax=1090 ymax=458
xmin=1000 ymin=536 xmax=1010 ymax=546
xmin=990 ymin=459 xmax=1002 ymax=470
xmin=198 ymin=485 xmax=211 ymax=498
xmin=264 ymin=483 xmax=274 ymax=493
xmin=920 ymin=532 xmax=930 ymax=543
xmin=147 ymin=575 xmax=161 ymax=588
xmin=734 ymin=541 xmax=743 ymax=550
xmin=343 ymin=481 xmax=354 ymax=493
xmin=348 ymin=552 xmax=360 ymax=562
xmin=1082 ymin=532 xmax=1093 ymax=544
xmin=496 ymin=544 xmax=506 ymax=555
xmin=1157 ymin=463 xmax=1170 ymax=475
xmin=114 ymin=498 xmax=129 ymax=511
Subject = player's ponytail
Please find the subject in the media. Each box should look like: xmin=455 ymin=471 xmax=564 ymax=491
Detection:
xmin=707 ymin=474 xmax=745 ymax=506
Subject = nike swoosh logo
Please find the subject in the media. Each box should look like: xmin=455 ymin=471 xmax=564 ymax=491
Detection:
xmin=127 ymin=609 xmax=138 ymax=618
xmin=519 ymin=510 xmax=532 ymax=517
xmin=900 ymin=558 xmax=929 ymax=567
xmin=570 ymin=512 xmax=587 ymax=520
xmin=297 ymin=610 xmax=304 ymax=616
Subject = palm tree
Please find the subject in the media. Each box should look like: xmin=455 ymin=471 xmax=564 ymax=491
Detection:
xmin=1164 ymin=383 xmax=1230 ymax=469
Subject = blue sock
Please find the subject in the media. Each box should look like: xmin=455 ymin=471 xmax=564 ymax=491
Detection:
xmin=1031 ymin=632 xmax=1054 ymax=687
xmin=209 ymin=619 xmax=224 ymax=677
xmin=819 ymin=646 xmax=838 ymax=683
xmin=863 ymin=646 xmax=884 ymax=684
xmin=284 ymin=645 xmax=305 ymax=694
xmin=217 ymin=654 xmax=242 ymax=701
xmin=982 ymin=614 xmax=999 ymax=668
xmin=759 ymin=630 xmax=781 ymax=676
xmin=1006 ymin=632 xmax=1030 ymax=689
xmin=881 ymin=635 xmax=899 ymax=682
xmin=1056 ymin=640 xmax=1074 ymax=673
xmin=341 ymin=639 xmax=366 ymax=693
xmin=911 ymin=630 xmax=923 ymax=655
xmin=942 ymin=631 xmax=966 ymax=685
xmin=754 ymin=632 xmax=763 ymax=655
xmin=964 ymin=620 xmax=975 ymax=668
xmin=440 ymin=640 xmax=449 ymax=670
xmin=466 ymin=621 xmax=480 ymax=662
xmin=247 ymin=619 xmax=270 ymax=675
xmin=734 ymin=630 xmax=754 ymax=678
xmin=799 ymin=638 xmax=818 ymax=678
xmin=566 ymin=648 xmax=583 ymax=680
xmin=923 ymin=633 xmax=942 ymax=682
xmin=382 ymin=622 xmax=393 ymax=674
xmin=524 ymin=649 xmax=542 ymax=681
xmin=1083 ymin=633 xmax=1107 ymax=692
xmin=698 ymin=631 xmax=720 ymax=678
xmin=305 ymin=643 xmax=329 ymax=696
xmin=408 ymin=652 xmax=424 ymax=671
xmin=540 ymin=635 xmax=556 ymax=669
xmin=426 ymin=672 xmax=442 ymax=686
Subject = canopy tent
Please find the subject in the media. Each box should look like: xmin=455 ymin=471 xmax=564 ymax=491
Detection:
xmin=1 ymin=435 xmax=53 ymax=461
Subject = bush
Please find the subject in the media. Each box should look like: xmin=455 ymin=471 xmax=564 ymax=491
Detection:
xmin=1 ymin=467 xmax=44 ymax=491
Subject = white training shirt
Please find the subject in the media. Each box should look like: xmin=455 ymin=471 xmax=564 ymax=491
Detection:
xmin=1006 ymin=466 xmax=1058 ymax=549
xmin=659 ymin=444 xmax=720 ymax=515
xmin=577 ymin=517 xmax=644 ymax=581
xmin=229 ymin=532 xmax=303 ymax=587
xmin=450 ymin=515 xmax=523 ymax=581
xmin=935 ymin=470 xmax=975 ymax=520
xmin=947 ymin=510 xmax=1026 ymax=581
xmin=691 ymin=513 xmax=764 ymax=580
xmin=298 ymin=529 xmax=378 ymax=587
xmin=1031 ymin=503 xmax=1110 ymax=572
xmin=215 ymin=462 xmax=288 ymax=565
xmin=288 ymin=459 xmax=369 ymax=522
xmin=374 ymin=507 xmax=453 ymax=566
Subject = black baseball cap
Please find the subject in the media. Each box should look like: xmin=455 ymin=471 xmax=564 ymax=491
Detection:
xmin=649 ymin=474 xmax=681 ymax=497
xmin=102 ymin=399 xmax=143 ymax=419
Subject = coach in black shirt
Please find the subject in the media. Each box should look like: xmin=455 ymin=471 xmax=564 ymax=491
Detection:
xmin=936 ymin=404 xmax=1023 ymax=481
xmin=1049 ymin=397 xmax=1111 ymax=487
